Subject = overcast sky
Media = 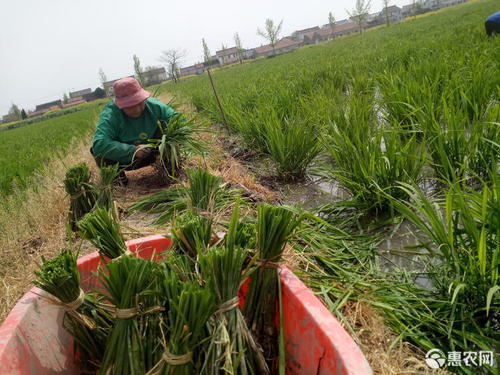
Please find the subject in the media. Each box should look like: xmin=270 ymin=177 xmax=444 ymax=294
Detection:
xmin=0 ymin=0 xmax=411 ymax=115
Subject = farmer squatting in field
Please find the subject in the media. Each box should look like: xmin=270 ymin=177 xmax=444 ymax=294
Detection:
xmin=91 ymin=77 xmax=178 ymax=185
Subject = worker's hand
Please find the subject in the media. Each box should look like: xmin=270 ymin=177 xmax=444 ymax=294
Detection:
xmin=134 ymin=144 xmax=149 ymax=159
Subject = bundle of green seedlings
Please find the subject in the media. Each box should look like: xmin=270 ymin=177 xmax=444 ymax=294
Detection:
xmin=78 ymin=206 xmax=127 ymax=259
xmin=96 ymin=164 xmax=120 ymax=210
xmin=199 ymin=203 xmax=268 ymax=375
xmin=99 ymin=255 xmax=165 ymax=374
xmin=33 ymin=249 xmax=113 ymax=371
xmin=143 ymin=114 xmax=206 ymax=178
xmin=129 ymin=167 xmax=243 ymax=226
xmin=64 ymin=163 xmax=98 ymax=229
xmin=150 ymin=265 xmax=215 ymax=375
xmin=244 ymin=204 xmax=302 ymax=374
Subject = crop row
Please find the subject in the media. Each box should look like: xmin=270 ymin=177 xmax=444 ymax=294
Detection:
xmin=0 ymin=105 xmax=102 ymax=195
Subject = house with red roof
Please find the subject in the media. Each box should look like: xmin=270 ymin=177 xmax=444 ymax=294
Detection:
xmin=215 ymin=47 xmax=241 ymax=65
xmin=254 ymin=37 xmax=302 ymax=57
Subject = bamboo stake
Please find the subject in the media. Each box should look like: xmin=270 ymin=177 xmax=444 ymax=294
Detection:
xmin=206 ymin=68 xmax=229 ymax=131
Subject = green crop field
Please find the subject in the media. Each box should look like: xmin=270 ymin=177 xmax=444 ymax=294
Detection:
xmin=157 ymin=1 xmax=499 ymax=372
xmin=162 ymin=0 xmax=499 ymax=197
xmin=0 ymin=104 xmax=102 ymax=195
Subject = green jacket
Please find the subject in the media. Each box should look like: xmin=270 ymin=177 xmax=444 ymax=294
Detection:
xmin=91 ymin=97 xmax=177 ymax=164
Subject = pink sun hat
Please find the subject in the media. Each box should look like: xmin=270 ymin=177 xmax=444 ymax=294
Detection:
xmin=113 ymin=77 xmax=150 ymax=109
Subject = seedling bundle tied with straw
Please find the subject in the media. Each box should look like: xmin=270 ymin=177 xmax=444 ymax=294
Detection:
xmin=33 ymin=249 xmax=112 ymax=370
xmin=245 ymin=204 xmax=302 ymax=374
xmin=64 ymin=163 xmax=98 ymax=229
xmin=38 ymin=157 xmax=306 ymax=373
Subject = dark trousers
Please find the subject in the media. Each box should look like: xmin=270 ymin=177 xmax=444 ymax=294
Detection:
xmin=486 ymin=20 xmax=500 ymax=36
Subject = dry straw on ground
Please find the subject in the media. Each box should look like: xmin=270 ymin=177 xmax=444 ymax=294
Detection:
xmin=0 ymin=137 xmax=97 ymax=321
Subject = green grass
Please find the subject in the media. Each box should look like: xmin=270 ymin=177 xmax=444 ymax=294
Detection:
xmin=0 ymin=104 xmax=102 ymax=195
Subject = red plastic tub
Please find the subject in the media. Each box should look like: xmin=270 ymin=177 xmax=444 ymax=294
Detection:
xmin=0 ymin=235 xmax=372 ymax=375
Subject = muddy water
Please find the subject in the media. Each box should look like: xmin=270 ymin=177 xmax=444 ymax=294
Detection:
xmin=281 ymin=176 xmax=434 ymax=289
xmin=280 ymin=176 xmax=350 ymax=210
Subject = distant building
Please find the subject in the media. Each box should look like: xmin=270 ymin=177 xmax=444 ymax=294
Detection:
xmin=82 ymin=91 xmax=99 ymax=102
xmin=2 ymin=113 xmax=18 ymax=123
xmin=69 ymin=88 xmax=92 ymax=99
xmin=365 ymin=11 xmax=385 ymax=27
xmin=323 ymin=19 xmax=350 ymax=28
xmin=215 ymin=47 xmax=241 ymax=65
xmin=142 ymin=67 xmax=167 ymax=86
xmin=330 ymin=22 xmax=361 ymax=37
xmin=180 ymin=63 xmax=206 ymax=76
xmin=61 ymin=97 xmax=86 ymax=108
xmin=254 ymin=37 xmax=302 ymax=57
xmin=379 ymin=6 xmax=403 ymax=23
xmin=402 ymin=4 xmax=414 ymax=17
xmin=293 ymin=27 xmax=322 ymax=45
xmin=103 ymin=76 xmax=134 ymax=96
xmin=440 ymin=0 xmax=466 ymax=7
xmin=243 ymin=49 xmax=256 ymax=59
xmin=27 ymin=109 xmax=49 ymax=118
xmin=35 ymin=100 xmax=62 ymax=112
xmin=291 ymin=26 xmax=321 ymax=41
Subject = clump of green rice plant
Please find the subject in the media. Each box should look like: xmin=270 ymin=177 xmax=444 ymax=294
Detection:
xmin=376 ymin=178 xmax=500 ymax=373
xmin=244 ymin=204 xmax=301 ymax=374
xmin=147 ymin=114 xmax=206 ymax=178
xmin=64 ymin=163 xmax=98 ymax=229
xmin=99 ymin=256 xmax=162 ymax=375
xmin=320 ymin=94 xmax=425 ymax=212
xmin=416 ymin=90 xmax=499 ymax=184
xmin=96 ymin=164 xmax=120 ymax=209
xmin=263 ymin=114 xmax=321 ymax=181
xmin=129 ymin=168 xmax=242 ymax=226
xmin=78 ymin=206 xmax=127 ymax=259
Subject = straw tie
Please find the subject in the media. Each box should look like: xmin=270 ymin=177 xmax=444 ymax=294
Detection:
xmin=255 ymin=256 xmax=283 ymax=269
xmin=112 ymin=248 xmax=134 ymax=261
xmin=62 ymin=288 xmax=85 ymax=311
xmin=215 ymin=296 xmax=239 ymax=315
xmin=114 ymin=307 xmax=138 ymax=319
xmin=162 ymin=347 xmax=192 ymax=365
xmin=113 ymin=305 xmax=165 ymax=319
xmin=69 ymin=186 xmax=89 ymax=200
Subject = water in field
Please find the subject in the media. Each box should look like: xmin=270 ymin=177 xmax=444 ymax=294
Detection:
xmin=280 ymin=175 xmax=350 ymax=210
xmin=378 ymin=221 xmax=434 ymax=289
xmin=281 ymin=176 xmax=434 ymax=289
